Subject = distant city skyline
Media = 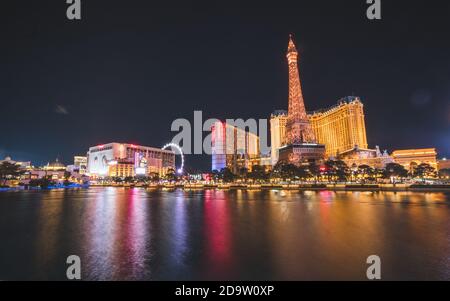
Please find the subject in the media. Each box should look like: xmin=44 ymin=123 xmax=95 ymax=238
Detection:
xmin=1 ymin=1 xmax=449 ymax=170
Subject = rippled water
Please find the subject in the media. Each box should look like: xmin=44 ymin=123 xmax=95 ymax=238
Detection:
xmin=0 ymin=188 xmax=449 ymax=280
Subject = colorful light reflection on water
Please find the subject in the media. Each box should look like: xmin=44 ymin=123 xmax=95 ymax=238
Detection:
xmin=0 ymin=188 xmax=449 ymax=280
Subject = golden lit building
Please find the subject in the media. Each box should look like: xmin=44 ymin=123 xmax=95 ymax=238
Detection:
xmin=87 ymin=143 xmax=175 ymax=177
xmin=270 ymin=96 xmax=369 ymax=163
xmin=438 ymin=158 xmax=450 ymax=171
xmin=43 ymin=158 xmax=66 ymax=171
xmin=73 ymin=156 xmax=87 ymax=174
xmin=392 ymin=148 xmax=438 ymax=172
xmin=0 ymin=156 xmax=32 ymax=170
xmin=108 ymin=160 xmax=135 ymax=178
xmin=308 ymin=96 xmax=368 ymax=157
xmin=338 ymin=145 xmax=393 ymax=169
xmin=270 ymin=110 xmax=288 ymax=165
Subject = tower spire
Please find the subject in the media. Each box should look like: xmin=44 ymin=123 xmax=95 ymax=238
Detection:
xmin=285 ymin=35 xmax=315 ymax=144
xmin=287 ymin=34 xmax=297 ymax=55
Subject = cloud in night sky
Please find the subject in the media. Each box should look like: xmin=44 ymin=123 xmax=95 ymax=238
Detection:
xmin=55 ymin=105 xmax=69 ymax=115
xmin=410 ymin=89 xmax=432 ymax=108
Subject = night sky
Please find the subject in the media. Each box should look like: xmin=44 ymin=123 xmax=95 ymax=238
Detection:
xmin=1 ymin=0 xmax=449 ymax=171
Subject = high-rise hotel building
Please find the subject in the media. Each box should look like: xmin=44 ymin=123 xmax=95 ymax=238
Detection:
xmin=270 ymin=96 xmax=369 ymax=164
xmin=211 ymin=121 xmax=261 ymax=173
xmin=309 ymin=96 xmax=368 ymax=157
xmin=270 ymin=110 xmax=288 ymax=165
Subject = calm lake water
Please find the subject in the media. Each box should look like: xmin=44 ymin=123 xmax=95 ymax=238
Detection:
xmin=0 ymin=188 xmax=449 ymax=280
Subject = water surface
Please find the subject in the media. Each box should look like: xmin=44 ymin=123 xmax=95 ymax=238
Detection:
xmin=0 ymin=188 xmax=449 ymax=280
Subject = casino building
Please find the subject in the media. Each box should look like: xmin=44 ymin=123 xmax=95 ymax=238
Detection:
xmin=392 ymin=148 xmax=438 ymax=172
xmin=337 ymin=145 xmax=393 ymax=169
xmin=211 ymin=121 xmax=262 ymax=173
xmin=438 ymin=158 xmax=450 ymax=171
xmin=87 ymin=143 xmax=175 ymax=178
xmin=309 ymin=96 xmax=368 ymax=157
xmin=270 ymin=110 xmax=288 ymax=166
xmin=270 ymin=98 xmax=371 ymax=165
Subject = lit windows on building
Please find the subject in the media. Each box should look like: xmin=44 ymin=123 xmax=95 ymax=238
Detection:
xmin=308 ymin=96 xmax=368 ymax=157
xmin=87 ymin=143 xmax=175 ymax=177
xmin=438 ymin=158 xmax=450 ymax=171
xmin=211 ymin=121 xmax=263 ymax=173
xmin=392 ymin=148 xmax=438 ymax=172
xmin=338 ymin=145 xmax=393 ymax=169
xmin=73 ymin=156 xmax=87 ymax=174
xmin=270 ymin=110 xmax=288 ymax=166
xmin=108 ymin=160 xmax=135 ymax=178
xmin=43 ymin=158 xmax=66 ymax=171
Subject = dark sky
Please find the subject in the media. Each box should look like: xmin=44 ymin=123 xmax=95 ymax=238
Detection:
xmin=1 ymin=0 xmax=449 ymax=171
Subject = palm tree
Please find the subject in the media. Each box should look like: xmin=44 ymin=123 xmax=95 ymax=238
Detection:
xmin=413 ymin=163 xmax=436 ymax=181
xmin=278 ymin=163 xmax=298 ymax=182
xmin=164 ymin=168 xmax=177 ymax=182
xmin=29 ymin=176 xmax=55 ymax=189
xmin=357 ymin=165 xmax=374 ymax=183
xmin=324 ymin=160 xmax=349 ymax=183
xmin=384 ymin=163 xmax=408 ymax=182
xmin=307 ymin=163 xmax=321 ymax=183
xmin=124 ymin=176 xmax=135 ymax=183
xmin=113 ymin=177 xmax=123 ymax=183
xmin=63 ymin=171 xmax=72 ymax=186
xmin=149 ymin=172 xmax=160 ymax=183
xmin=270 ymin=162 xmax=284 ymax=181
xmin=296 ymin=166 xmax=310 ymax=181
xmin=238 ymin=167 xmax=248 ymax=182
xmin=248 ymin=165 xmax=268 ymax=183
xmin=220 ymin=168 xmax=236 ymax=183
xmin=0 ymin=161 xmax=24 ymax=186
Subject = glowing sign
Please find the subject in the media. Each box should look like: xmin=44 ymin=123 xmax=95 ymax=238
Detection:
xmin=135 ymin=153 xmax=148 ymax=175
xmin=135 ymin=167 xmax=146 ymax=175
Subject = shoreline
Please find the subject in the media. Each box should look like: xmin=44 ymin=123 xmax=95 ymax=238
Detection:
xmin=1 ymin=184 xmax=449 ymax=193
xmin=90 ymin=183 xmax=450 ymax=192
xmin=66 ymin=184 xmax=450 ymax=192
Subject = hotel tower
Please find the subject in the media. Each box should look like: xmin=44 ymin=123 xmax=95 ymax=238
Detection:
xmin=309 ymin=96 xmax=368 ymax=157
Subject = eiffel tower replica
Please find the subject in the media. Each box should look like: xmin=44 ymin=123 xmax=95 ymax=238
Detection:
xmin=278 ymin=35 xmax=325 ymax=166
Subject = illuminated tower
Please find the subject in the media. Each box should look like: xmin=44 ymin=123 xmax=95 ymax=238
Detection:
xmin=285 ymin=35 xmax=315 ymax=144
xmin=278 ymin=35 xmax=325 ymax=166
